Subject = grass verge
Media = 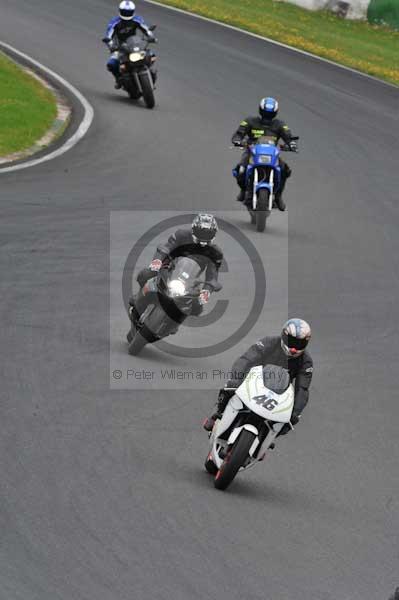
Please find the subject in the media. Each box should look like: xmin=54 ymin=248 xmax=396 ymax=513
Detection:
xmin=154 ymin=0 xmax=399 ymax=85
xmin=0 ymin=52 xmax=57 ymax=157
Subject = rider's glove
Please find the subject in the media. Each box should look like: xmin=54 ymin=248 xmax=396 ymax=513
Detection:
xmin=199 ymin=289 xmax=210 ymax=305
xmin=278 ymin=414 xmax=300 ymax=436
xmin=291 ymin=414 xmax=300 ymax=426
xmin=149 ymin=259 xmax=162 ymax=271
xmin=289 ymin=140 xmax=298 ymax=152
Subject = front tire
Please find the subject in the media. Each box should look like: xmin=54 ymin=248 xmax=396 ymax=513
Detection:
xmin=256 ymin=188 xmax=271 ymax=232
xmin=140 ymin=72 xmax=155 ymax=109
xmin=214 ymin=430 xmax=256 ymax=491
xmin=128 ymin=331 xmax=148 ymax=355
xmin=124 ymin=76 xmax=141 ymax=100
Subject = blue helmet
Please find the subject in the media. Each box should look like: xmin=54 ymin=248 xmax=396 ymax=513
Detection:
xmin=119 ymin=0 xmax=135 ymax=20
xmin=259 ymin=97 xmax=279 ymax=120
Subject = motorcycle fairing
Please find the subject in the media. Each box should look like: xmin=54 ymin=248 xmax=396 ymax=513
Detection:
xmin=235 ymin=366 xmax=294 ymax=424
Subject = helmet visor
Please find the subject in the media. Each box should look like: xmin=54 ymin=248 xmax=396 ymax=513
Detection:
xmin=282 ymin=332 xmax=308 ymax=351
xmin=193 ymin=227 xmax=215 ymax=243
xmin=120 ymin=8 xmax=134 ymax=17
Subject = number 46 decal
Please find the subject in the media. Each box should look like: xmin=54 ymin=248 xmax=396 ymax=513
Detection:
xmin=253 ymin=394 xmax=278 ymax=411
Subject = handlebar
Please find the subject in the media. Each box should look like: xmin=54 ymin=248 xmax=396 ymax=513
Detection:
xmin=231 ymin=136 xmax=300 ymax=152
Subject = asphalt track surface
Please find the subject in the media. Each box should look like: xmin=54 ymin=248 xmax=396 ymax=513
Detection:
xmin=1 ymin=1 xmax=399 ymax=599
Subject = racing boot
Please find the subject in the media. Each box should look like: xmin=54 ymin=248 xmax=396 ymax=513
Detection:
xmin=203 ymin=389 xmax=234 ymax=431
xmin=244 ymin=189 xmax=253 ymax=207
xmin=275 ymin=163 xmax=291 ymax=211
xmin=202 ymin=411 xmax=222 ymax=432
xmin=114 ymin=76 xmax=122 ymax=89
xmin=150 ymin=68 xmax=158 ymax=88
xmin=236 ymin=189 xmax=245 ymax=203
xmin=274 ymin=192 xmax=286 ymax=212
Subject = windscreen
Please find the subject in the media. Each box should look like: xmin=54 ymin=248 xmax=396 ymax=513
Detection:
xmin=124 ymin=34 xmax=147 ymax=51
xmin=169 ymin=256 xmax=204 ymax=285
xmin=262 ymin=364 xmax=290 ymax=394
xmin=256 ymin=135 xmax=277 ymax=146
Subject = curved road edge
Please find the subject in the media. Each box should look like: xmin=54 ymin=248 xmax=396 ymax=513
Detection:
xmin=0 ymin=41 xmax=94 ymax=174
xmin=143 ymin=0 xmax=398 ymax=90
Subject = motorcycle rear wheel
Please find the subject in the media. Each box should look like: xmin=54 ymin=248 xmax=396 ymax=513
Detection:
xmin=214 ymin=429 xmax=256 ymax=491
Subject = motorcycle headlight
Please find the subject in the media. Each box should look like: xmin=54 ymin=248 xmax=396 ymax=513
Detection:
xmin=129 ymin=51 xmax=145 ymax=62
xmin=258 ymin=155 xmax=272 ymax=164
xmin=167 ymin=280 xmax=186 ymax=297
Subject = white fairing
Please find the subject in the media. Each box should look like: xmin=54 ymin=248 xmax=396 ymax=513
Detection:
xmin=235 ymin=366 xmax=294 ymax=423
xmin=208 ymin=366 xmax=295 ymax=473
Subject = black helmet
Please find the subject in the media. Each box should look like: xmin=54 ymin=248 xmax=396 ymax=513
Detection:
xmin=192 ymin=213 xmax=218 ymax=246
xmin=281 ymin=318 xmax=311 ymax=358
xmin=259 ymin=97 xmax=279 ymax=120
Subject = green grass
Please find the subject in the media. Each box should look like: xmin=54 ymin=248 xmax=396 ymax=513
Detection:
xmin=368 ymin=0 xmax=399 ymax=30
xmin=157 ymin=0 xmax=399 ymax=85
xmin=0 ymin=52 xmax=57 ymax=157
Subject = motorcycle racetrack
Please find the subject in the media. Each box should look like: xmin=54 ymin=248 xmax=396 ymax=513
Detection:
xmin=1 ymin=1 xmax=398 ymax=598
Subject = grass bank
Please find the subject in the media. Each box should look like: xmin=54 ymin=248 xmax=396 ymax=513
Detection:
xmin=155 ymin=0 xmax=399 ymax=85
xmin=0 ymin=52 xmax=57 ymax=157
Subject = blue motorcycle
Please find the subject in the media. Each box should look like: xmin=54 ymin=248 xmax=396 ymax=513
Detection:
xmin=233 ymin=136 xmax=298 ymax=232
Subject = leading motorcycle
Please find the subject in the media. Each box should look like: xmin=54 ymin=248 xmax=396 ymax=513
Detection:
xmin=127 ymin=256 xmax=222 ymax=355
xmin=104 ymin=27 xmax=157 ymax=108
xmin=232 ymin=135 xmax=299 ymax=232
xmin=205 ymin=364 xmax=295 ymax=491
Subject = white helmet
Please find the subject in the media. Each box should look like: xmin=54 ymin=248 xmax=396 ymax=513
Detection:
xmin=281 ymin=318 xmax=311 ymax=358
xmin=119 ymin=0 xmax=135 ymax=20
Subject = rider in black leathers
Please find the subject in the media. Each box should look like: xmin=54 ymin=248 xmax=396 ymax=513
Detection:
xmin=232 ymin=97 xmax=298 ymax=211
xmin=129 ymin=214 xmax=223 ymax=323
xmin=203 ymin=319 xmax=313 ymax=437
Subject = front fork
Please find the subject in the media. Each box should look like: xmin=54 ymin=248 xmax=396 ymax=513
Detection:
xmin=210 ymin=397 xmax=286 ymax=467
xmin=252 ymin=168 xmax=274 ymax=211
xmin=132 ymin=67 xmax=154 ymax=92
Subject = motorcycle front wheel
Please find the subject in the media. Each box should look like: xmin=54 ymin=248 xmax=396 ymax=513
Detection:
xmin=139 ymin=71 xmax=155 ymax=109
xmin=214 ymin=429 xmax=256 ymax=491
xmin=255 ymin=188 xmax=271 ymax=232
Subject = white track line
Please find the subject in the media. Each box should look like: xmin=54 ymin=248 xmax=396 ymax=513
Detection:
xmin=143 ymin=0 xmax=398 ymax=90
xmin=0 ymin=41 xmax=94 ymax=174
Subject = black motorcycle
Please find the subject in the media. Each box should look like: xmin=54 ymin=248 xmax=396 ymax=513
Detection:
xmin=104 ymin=27 xmax=157 ymax=109
xmin=127 ymin=256 xmax=222 ymax=355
